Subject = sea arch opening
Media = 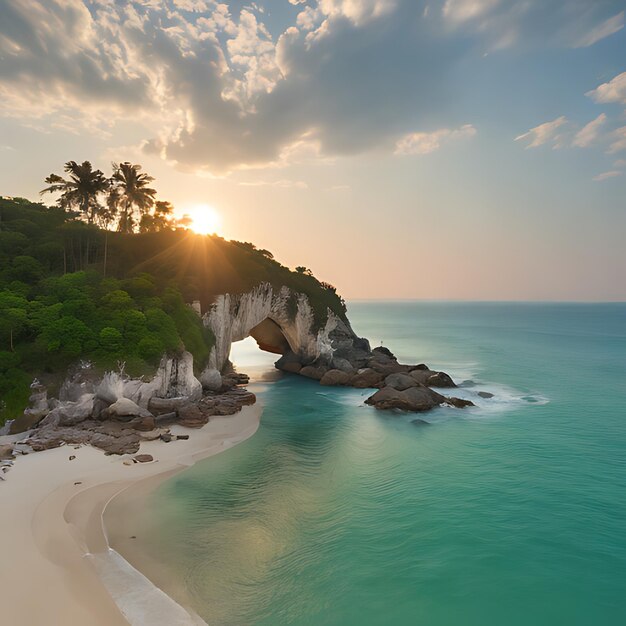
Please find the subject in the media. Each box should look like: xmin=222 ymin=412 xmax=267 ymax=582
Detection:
xmin=229 ymin=317 xmax=293 ymax=376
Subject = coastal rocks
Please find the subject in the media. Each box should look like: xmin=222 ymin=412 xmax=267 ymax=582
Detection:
xmin=478 ymin=391 xmax=494 ymax=399
xmin=320 ymin=369 xmax=351 ymax=386
xmin=300 ymin=365 xmax=328 ymax=381
xmin=204 ymin=283 xmax=369 ymax=372
xmin=445 ymin=397 xmax=475 ymax=409
xmin=408 ymin=369 xmax=456 ymax=388
xmin=0 ymin=444 xmax=15 ymax=460
xmin=365 ymin=385 xmax=445 ymax=412
xmin=38 ymin=394 xmax=95 ymax=428
xmin=27 ymin=421 xmax=142 ymax=455
xmin=350 ymin=368 xmax=384 ymax=389
xmin=21 ymin=380 xmax=49 ymax=425
xmin=384 ymin=372 xmax=418 ymax=391
xmin=134 ymin=454 xmax=153 ymax=463
xmin=199 ymin=367 xmax=222 ymax=392
xmin=275 ymin=351 xmax=303 ymax=374
xmin=101 ymin=398 xmax=153 ymax=421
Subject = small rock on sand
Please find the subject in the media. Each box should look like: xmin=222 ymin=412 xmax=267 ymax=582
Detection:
xmin=134 ymin=454 xmax=153 ymax=463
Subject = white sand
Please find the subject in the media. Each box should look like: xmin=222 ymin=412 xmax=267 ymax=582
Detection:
xmin=0 ymin=404 xmax=261 ymax=625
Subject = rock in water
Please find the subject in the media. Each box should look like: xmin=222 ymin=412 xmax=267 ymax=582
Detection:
xmin=446 ymin=397 xmax=475 ymax=408
xmin=384 ymin=372 xmax=418 ymax=391
xmin=300 ymin=365 xmax=328 ymax=381
xmin=477 ymin=391 xmax=494 ymax=399
xmin=365 ymin=385 xmax=444 ymax=412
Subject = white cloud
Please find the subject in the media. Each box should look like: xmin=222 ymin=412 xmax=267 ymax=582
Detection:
xmin=572 ymin=113 xmax=606 ymax=148
xmin=613 ymin=159 xmax=626 ymax=168
xmin=515 ymin=116 xmax=568 ymax=149
xmin=586 ymin=72 xmax=626 ymax=105
xmin=593 ymin=170 xmax=622 ymax=182
xmin=238 ymin=179 xmax=308 ymax=188
xmin=608 ymin=126 xmax=626 ymax=154
xmin=442 ymin=0 xmax=500 ymax=23
xmin=395 ymin=124 xmax=477 ymax=155
xmin=574 ymin=11 xmax=624 ymax=47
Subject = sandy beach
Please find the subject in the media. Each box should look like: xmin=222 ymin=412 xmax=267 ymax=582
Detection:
xmin=0 ymin=404 xmax=261 ymax=626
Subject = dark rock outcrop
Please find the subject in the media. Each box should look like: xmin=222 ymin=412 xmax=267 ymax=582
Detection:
xmin=365 ymin=385 xmax=445 ymax=412
xmin=320 ymin=369 xmax=351 ymax=386
xmin=277 ymin=340 xmax=463 ymax=415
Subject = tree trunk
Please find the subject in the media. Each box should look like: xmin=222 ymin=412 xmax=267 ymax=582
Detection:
xmin=103 ymin=230 xmax=108 ymax=277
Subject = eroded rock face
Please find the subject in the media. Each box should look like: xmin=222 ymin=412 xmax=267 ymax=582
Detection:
xmin=203 ymin=283 xmax=368 ymax=372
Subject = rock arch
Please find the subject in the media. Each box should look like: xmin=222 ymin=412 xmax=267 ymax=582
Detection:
xmin=203 ymin=283 xmax=358 ymax=372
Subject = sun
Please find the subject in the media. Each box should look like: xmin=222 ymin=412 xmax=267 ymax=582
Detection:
xmin=184 ymin=204 xmax=223 ymax=235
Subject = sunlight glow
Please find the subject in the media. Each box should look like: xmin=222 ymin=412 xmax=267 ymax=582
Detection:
xmin=184 ymin=204 xmax=223 ymax=235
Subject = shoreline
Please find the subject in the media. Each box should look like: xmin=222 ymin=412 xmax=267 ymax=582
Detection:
xmin=0 ymin=403 xmax=262 ymax=625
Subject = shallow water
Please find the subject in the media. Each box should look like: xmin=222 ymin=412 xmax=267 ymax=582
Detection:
xmin=132 ymin=302 xmax=626 ymax=625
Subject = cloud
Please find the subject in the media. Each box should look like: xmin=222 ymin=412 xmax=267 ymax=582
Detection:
xmin=515 ymin=116 xmax=568 ymax=149
xmin=572 ymin=113 xmax=606 ymax=148
xmin=395 ymin=124 xmax=477 ymax=155
xmin=442 ymin=0 xmax=499 ymax=24
xmin=593 ymin=170 xmax=622 ymax=182
xmin=574 ymin=11 xmax=624 ymax=47
xmin=586 ymin=72 xmax=626 ymax=105
xmin=613 ymin=159 xmax=626 ymax=168
xmin=608 ymin=126 xmax=626 ymax=154
xmin=238 ymin=178 xmax=308 ymax=188
xmin=1 ymin=0 xmax=624 ymax=174
xmin=441 ymin=0 xmax=625 ymax=50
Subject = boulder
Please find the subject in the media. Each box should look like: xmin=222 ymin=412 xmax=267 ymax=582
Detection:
xmin=199 ymin=368 xmax=222 ymax=392
xmin=408 ymin=369 xmax=431 ymax=385
xmin=300 ymin=365 xmax=328 ymax=381
xmin=280 ymin=361 xmax=302 ymax=374
xmin=365 ymin=385 xmax=444 ymax=412
xmin=0 ymin=444 xmax=15 ymax=460
xmin=427 ymin=372 xmax=456 ymax=388
xmin=154 ymin=411 xmax=178 ymax=426
xmin=320 ymin=369 xmax=351 ymax=386
xmin=330 ymin=357 xmax=354 ymax=373
xmin=148 ymin=396 xmax=189 ymax=415
xmin=368 ymin=360 xmax=408 ymax=376
xmin=384 ymin=372 xmax=418 ymax=391
xmin=350 ymin=368 xmax=384 ymax=389
xmin=372 ymin=346 xmax=395 ymax=359
xmin=275 ymin=351 xmax=303 ymax=373
xmin=134 ymin=454 xmax=153 ymax=463
xmin=38 ymin=394 xmax=95 ymax=428
xmin=177 ymin=404 xmax=209 ymax=428
xmin=20 ymin=380 xmax=49 ymax=428
xmin=128 ymin=415 xmax=156 ymax=431
xmin=477 ymin=391 xmax=494 ymax=399
xmin=102 ymin=398 xmax=153 ymax=421
xmin=446 ymin=397 xmax=475 ymax=409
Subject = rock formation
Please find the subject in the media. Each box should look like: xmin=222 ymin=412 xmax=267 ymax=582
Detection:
xmin=202 ymin=283 xmax=473 ymax=415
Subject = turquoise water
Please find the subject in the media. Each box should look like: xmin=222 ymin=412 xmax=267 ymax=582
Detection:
xmin=137 ymin=303 xmax=626 ymax=625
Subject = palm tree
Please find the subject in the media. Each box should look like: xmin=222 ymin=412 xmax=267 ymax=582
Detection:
xmin=40 ymin=161 xmax=109 ymax=223
xmin=139 ymin=200 xmax=175 ymax=232
xmin=110 ymin=162 xmax=157 ymax=233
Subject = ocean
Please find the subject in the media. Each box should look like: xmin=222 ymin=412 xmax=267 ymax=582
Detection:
xmin=122 ymin=302 xmax=626 ymax=625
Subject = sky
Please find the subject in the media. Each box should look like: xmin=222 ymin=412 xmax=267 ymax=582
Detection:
xmin=0 ymin=0 xmax=625 ymax=301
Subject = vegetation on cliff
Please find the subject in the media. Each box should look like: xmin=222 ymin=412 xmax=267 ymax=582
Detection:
xmin=0 ymin=188 xmax=346 ymax=425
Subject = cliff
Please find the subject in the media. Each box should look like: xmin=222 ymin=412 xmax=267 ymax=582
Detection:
xmin=203 ymin=282 xmax=370 ymax=372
